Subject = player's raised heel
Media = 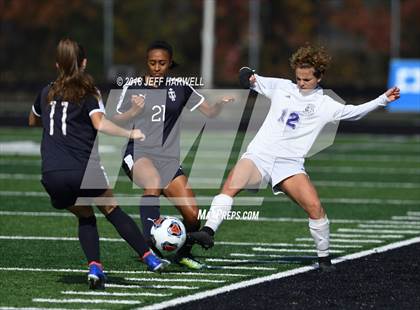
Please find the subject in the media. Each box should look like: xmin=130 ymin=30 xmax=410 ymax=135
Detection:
xmin=87 ymin=262 xmax=106 ymax=290
xmin=143 ymin=251 xmax=170 ymax=272
xmin=318 ymin=256 xmax=336 ymax=272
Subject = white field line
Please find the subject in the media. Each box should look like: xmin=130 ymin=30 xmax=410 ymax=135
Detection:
xmin=215 ymin=239 xmax=358 ymax=248
xmin=295 ymin=237 xmax=383 ymax=244
xmin=33 ymin=298 xmax=140 ymax=305
xmin=61 ymin=291 xmax=171 ymax=297
xmin=3 ymin=211 xmax=420 ymax=226
xmin=125 ymin=277 xmax=225 ymax=284
xmin=206 ymin=266 xmax=276 ymax=271
xmin=138 ymin=236 xmax=420 ymax=310
xmin=2 ymin=192 xmax=420 ymax=207
xmin=330 ymin=233 xmax=404 ymax=239
xmin=1 ymin=210 xmax=419 ymax=226
xmin=205 ymin=258 xmax=302 ymax=264
xmin=0 ymin=267 xmax=246 ymax=277
xmin=338 ymin=228 xmax=420 ymax=234
xmin=407 ymin=211 xmax=420 ymax=216
xmin=391 ymin=216 xmax=420 ymax=221
xmin=252 ymin=247 xmax=344 ymax=254
xmin=5 ymin=174 xmax=420 ymax=189
xmin=106 ymin=284 xmax=198 ymax=290
xmin=230 ymin=253 xmax=316 ymax=259
xmin=358 ymin=224 xmax=420 ymax=229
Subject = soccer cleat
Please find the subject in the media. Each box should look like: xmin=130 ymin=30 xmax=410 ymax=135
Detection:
xmin=87 ymin=262 xmax=106 ymax=290
xmin=143 ymin=251 xmax=170 ymax=272
xmin=318 ymin=256 xmax=336 ymax=272
xmin=177 ymin=255 xmax=206 ymax=270
xmin=187 ymin=230 xmax=214 ymax=249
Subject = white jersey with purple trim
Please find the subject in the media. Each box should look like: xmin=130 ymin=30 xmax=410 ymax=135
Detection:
xmin=248 ymin=74 xmax=388 ymax=159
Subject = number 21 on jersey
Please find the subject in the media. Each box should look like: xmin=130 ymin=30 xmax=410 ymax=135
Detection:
xmin=49 ymin=101 xmax=68 ymax=136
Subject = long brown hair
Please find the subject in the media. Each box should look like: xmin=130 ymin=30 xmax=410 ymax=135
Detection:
xmin=47 ymin=38 xmax=97 ymax=103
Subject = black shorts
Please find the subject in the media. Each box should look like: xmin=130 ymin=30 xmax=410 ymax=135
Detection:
xmin=41 ymin=169 xmax=108 ymax=209
xmin=122 ymin=143 xmax=184 ymax=188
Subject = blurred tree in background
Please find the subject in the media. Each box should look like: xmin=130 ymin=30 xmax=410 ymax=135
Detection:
xmin=1 ymin=0 xmax=419 ymax=94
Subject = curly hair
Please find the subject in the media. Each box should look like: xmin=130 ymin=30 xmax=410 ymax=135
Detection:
xmin=289 ymin=45 xmax=331 ymax=78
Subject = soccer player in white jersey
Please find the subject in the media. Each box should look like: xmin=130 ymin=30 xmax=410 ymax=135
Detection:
xmin=189 ymin=45 xmax=400 ymax=270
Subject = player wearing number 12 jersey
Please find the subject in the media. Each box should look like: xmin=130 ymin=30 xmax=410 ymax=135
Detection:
xmin=190 ymin=45 xmax=401 ymax=271
xmin=29 ymin=38 xmax=168 ymax=289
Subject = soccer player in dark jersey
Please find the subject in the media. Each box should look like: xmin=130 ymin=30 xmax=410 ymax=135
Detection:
xmin=28 ymin=38 xmax=169 ymax=289
xmin=113 ymin=40 xmax=234 ymax=269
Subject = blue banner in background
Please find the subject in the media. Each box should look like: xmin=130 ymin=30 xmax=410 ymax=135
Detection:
xmin=388 ymin=59 xmax=420 ymax=112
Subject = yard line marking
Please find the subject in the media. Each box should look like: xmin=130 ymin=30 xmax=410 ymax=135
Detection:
xmin=0 ymin=267 xmax=245 ymax=277
xmin=252 ymin=247 xmax=344 ymax=253
xmin=358 ymin=224 xmax=420 ymax=229
xmin=338 ymin=228 xmax=420 ymax=234
xmin=295 ymin=237 xmax=383 ymax=244
xmin=205 ymin=258 xmax=302 ymax=264
xmin=33 ymin=298 xmax=140 ymax=305
xmin=0 ymin=236 xmax=123 ymax=242
xmin=217 ymin=241 xmax=361 ymax=249
xmin=330 ymin=233 xmax=404 ymax=239
xmin=106 ymin=284 xmax=198 ymax=290
xmin=391 ymin=216 xmax=420 ymax=221
xmin=230 ymin=253 xmax=317 ymax=259
xmin=125 ymin=278 xmax=225 ymax=283
xmin=61 ymin=291 xmax=171 ymax=297
xmin=138 ymin=236 xmax=420 ymax=310
xmin=2 ymin=193 xmax=420 ymax=206
xmin=206 ymin=266 xmax=276 ymax=271
xmin=314 ymin=181 xmax=420 ymax=189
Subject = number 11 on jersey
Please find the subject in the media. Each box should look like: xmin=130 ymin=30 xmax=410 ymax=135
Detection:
xmin=49 ymin=101 xmax=69 ymax=136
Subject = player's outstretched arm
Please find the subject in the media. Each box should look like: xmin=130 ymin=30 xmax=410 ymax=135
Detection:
xmin=334 ymin=87 xmax=401 ymax=121
xmin=91 ymin=112 xmax=145 ymax=140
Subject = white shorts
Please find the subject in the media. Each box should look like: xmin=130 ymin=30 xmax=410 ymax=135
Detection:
xmin=241 ymin=152 xmax=307 ymax=195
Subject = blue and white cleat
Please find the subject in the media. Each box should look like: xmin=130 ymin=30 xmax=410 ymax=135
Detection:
xmin=87 ymin=261 xmax=106 ymax=290
xmin=143 ymin=251 xmax=170 ymax=272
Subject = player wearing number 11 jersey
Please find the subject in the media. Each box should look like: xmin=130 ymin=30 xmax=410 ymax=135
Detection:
xmin=29 ymin=38 xmax=168 ymax=289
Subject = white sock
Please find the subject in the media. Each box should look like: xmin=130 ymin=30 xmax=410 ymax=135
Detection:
xmin=205 ymin=194 xmax=233 ymax=233
xmin=308 ymin=216 xmax=330 ymax=258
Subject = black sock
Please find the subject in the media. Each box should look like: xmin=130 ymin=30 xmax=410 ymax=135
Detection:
xmin=106 ymin=207 xmax=149 ymax=257
xmin=140 ymin=195 xmax=160 ymax=240
xmin=202 ymin=226 xmax=215 ymax=236
xmin=178 ymin=220 xmax=200 ymax=257
xmin=78 ymin=216 xmax=100 ymax=263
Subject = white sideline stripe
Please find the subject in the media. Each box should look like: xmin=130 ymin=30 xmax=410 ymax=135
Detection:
xmin=1 ymin=193 xmax=420 ymax=206
xmin=392 ymin=216 xmax=420 ymax=221
xmin=61 ymin=291 xmax=171 ymax=297
xmin=252 ymin=247 xmax=344 ymax=253
xmin=407 ymin=211 xmax=420 ymax=216
xmin=138 ymin=236 xmax=420 ymax=310
xmin=0 ymin=267 xmax=245 ymax=277
xmin=358 ymin=224 xmax=420 ymax=229
xmin=207 ymin=266 xmax=276 ymax=271
xmin=205 ymin=258 xmax=301 ymax=264
xmin=33 ymin=298 xmax=140 ymax=305
xmin=0 ymin=235 xmax=350 ymax=248
xmin=338 ymin=228 xmax=420 ymax=234
xmin=125 ymin=277 xmax=225 ymax=283
xmin=230 ymin=253 xmax=317 ymax=259
xmin=106 ymin=284 xmax=198 ymax=290
xmin=295 ymin=237 xmax=383 ymax=244
xmin=330 ymin=233 xmax=404 ymax=239
xmin=217 ymin=241 xmax=360 ymax=249
xmin=3 ymin=211 xmax=420 ymax=226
